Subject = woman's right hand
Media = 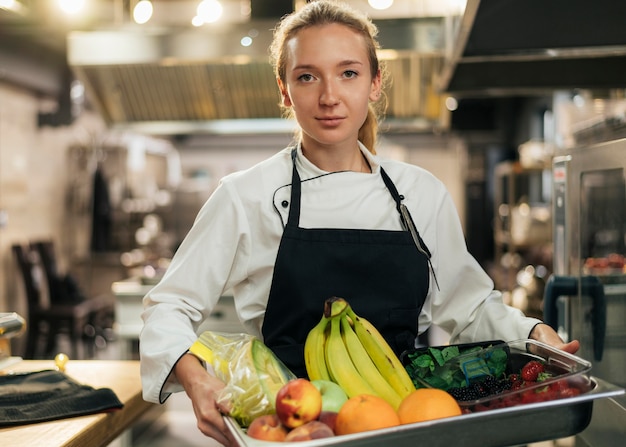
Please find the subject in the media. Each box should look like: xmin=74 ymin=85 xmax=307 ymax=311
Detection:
xmin=174 ymin=353 xmax=238 ymax=446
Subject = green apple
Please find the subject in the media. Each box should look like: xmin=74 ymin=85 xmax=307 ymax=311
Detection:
xmin=311 ymin=379 xmax=348 ymax=413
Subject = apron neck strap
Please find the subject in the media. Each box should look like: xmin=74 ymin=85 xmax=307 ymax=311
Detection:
xmin=380 ymin=167 xmax=404 ymax=213
xmin=287 ymin=148 xmax=302 ymax=227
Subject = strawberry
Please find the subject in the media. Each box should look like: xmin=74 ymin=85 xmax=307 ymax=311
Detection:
xmin=508 ymin=373 xmax=524 ymax=390
xmin=549 ymin=380 xmax=569 ymax=393
xmin=559 ymin=387 xmax=581 ymax=399
xmin=521 ymin=360 xmax=545 ymax=382
xmin=549 ymin=380 xmax=581 ymax=399
xmin=508 ymin=373 xmax=520 ymax=383
xmin=521 ymin=389 xmax=540 ymax=403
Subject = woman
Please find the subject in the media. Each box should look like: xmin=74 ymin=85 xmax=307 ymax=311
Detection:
xmin=140 ymin=1 xmax=579 ymax=445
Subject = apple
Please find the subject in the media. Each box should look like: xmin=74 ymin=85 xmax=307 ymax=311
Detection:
xmin=318 ymin=410 xmax=339 ymax=433
xmin=311 ymin=379 xmax=348 ymax=413
xmin=275 ymin=378 xmax=322 ymax=429
xmin=246 ymin=414 xmax=288 ymax=441
xmin=284 ymin=420 xmax=335 ymax=441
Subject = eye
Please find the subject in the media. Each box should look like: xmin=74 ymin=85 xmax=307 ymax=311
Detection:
xmin=297 ymin=73 xmax=315 ymax=82
xmin=343 ymin=70 xmax=358 ymax=79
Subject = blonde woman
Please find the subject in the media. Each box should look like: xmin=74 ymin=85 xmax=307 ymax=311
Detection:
xmin=140 ymin=2 xmax=578 ymax=444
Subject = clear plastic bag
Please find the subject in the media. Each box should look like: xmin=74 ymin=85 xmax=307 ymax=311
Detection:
xmin=189 ymin=331 xmax=295 ymax=427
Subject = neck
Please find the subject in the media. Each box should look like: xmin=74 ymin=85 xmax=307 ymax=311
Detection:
xmin=301 ymin=144 xmax=371 ymax=173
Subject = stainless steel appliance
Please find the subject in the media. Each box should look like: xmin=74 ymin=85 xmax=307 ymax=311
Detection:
xmin=545 ymin=138 xmax=626 ymax=446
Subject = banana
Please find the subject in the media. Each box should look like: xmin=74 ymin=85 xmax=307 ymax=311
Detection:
xmin=340 ymin=315 xmax=403 ymax=409
xmin=304 ymin=315 xmax=331 ymax=381
xmin=346 ymin=306 xmax=416 ymax=398
xmin=325 ymin=313 xmax=377 ymax=398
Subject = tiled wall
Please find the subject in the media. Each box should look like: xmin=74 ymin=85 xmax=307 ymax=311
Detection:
xmin=0 ymin=82 xmax=107 ymax=314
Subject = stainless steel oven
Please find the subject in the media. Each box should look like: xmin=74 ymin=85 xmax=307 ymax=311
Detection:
xmin=545 ymin=138 xmax=626 ymax=446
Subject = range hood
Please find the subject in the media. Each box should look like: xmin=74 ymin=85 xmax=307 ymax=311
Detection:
xmin=67 ymin=18 xmax=447 ymax=135
xmin=441 ymin=0 xmax=626 ymax=96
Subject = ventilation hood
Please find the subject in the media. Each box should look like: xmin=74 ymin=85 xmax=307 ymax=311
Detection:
xmin=67 ymin=18 xmax=447 ymax=135
xmin=441 ymin=0 xmax=626 ymax=96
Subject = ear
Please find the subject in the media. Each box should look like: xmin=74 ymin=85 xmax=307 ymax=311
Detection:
xmin=369 ymin=69 xmax=382 ymax=102
xmin=277 ymin=77 xmax=292 ymax=107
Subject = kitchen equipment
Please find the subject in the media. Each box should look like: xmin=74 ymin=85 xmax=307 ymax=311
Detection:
xmin=545 ymin=137 xmax=626 ymax=446
xmin=0 ymin=312 xmax=26 ymax=367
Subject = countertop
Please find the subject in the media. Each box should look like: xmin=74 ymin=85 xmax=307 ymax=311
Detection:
xmin=0 ymin=359 xmax=154 ymax=447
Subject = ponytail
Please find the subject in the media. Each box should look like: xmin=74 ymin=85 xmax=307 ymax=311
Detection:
xmin=358 ymin=106 xmax=378 ymax=155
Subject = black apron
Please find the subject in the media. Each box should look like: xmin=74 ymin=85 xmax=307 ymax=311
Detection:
xmin=262 ymin=149 xmax=431 ymax=378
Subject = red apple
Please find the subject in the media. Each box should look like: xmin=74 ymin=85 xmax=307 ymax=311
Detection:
xmin=246 ymin=414 xmax=288 ymax=441
xmin=284 ymin=420 xmax=335 ymax=441
xmin=318 ymin=410 xmax=339 ymax=434
xmin=275 ymin=378 xmax=322 ymax=428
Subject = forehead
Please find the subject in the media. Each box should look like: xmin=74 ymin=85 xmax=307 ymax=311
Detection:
xmin=285 ymin=23 xmax=369 ymax=65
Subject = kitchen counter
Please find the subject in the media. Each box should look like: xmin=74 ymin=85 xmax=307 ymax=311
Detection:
xmin=0 ymin=360 xmax=154 ymax=447
xmin=112 ymin=277 xmax=245 ymax=358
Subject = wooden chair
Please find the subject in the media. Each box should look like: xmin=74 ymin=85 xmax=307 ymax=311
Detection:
xmin=12 ymin=243 xmax=111 ymax=359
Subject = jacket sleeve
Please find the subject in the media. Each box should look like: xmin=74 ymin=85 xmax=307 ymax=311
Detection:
xmin=139 ymin=179 xmax=251 ymax=403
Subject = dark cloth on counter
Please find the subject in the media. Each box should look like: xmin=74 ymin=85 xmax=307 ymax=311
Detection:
xmin=0 ymin=369 xmax=123 ymax=427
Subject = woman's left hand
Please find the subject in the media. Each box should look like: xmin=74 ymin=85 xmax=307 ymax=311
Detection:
xmin=529 ymin=323 xmax=580 ymax=355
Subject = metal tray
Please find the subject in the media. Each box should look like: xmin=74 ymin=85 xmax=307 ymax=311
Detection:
xmin=403 ymin=339 xmax=594 ymax=412
xmin=224 ymin=377 xmax=624 ymax=447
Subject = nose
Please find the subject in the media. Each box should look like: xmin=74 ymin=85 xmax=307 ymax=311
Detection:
xmin=319 ymin=80 xmax=340 ymax=106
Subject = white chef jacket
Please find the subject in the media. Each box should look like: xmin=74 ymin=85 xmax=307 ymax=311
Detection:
xmin=140 ymin=143 xmax=540 ymax=404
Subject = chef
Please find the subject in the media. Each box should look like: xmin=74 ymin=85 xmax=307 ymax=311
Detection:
xmin=139 ymin=2 xmax=578 ymax=446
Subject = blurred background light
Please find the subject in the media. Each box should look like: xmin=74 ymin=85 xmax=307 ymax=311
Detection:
xmin=58 ymin=0 xmax=86 ymax=15
xmin=133 ymin=0 xmax=153 ymax=24
xmin=368 ymin=0 xmax=393 ymax=10
xmin=196 ymin=0 xmax=223 ymax=24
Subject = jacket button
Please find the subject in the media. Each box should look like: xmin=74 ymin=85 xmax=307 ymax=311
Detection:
xmin=281 ymin=200 xmax=289 ymax=208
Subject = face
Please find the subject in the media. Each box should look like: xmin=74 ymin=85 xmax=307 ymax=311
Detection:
xmin=278 ymin=23 xmax=381 ymax=152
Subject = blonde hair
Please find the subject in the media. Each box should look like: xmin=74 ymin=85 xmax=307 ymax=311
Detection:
xmin=269 ymin=0 xmax=387 ymax=153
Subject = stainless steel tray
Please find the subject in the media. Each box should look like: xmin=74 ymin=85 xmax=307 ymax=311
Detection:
xmin=224 ymin=377 xmax=624 ymax=447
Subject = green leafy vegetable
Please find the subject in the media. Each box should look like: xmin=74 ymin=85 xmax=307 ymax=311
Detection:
xmin=405 ymin=344 xmax=509 ymax=391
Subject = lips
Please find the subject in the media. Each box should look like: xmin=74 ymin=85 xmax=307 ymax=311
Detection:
xmin=317 ymin=116 xmax=345 ymax=126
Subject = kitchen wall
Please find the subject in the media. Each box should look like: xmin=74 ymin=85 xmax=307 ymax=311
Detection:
xmin=0 ymin=81 xmax=109 ymax=315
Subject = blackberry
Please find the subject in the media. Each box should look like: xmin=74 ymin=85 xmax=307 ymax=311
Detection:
xmin=480 ymin=376 xmax=512 ymax=395
xmin=481 ymin=376 xmax=498 ymax=391
xmin=473 ymin=382 xmax=490 ymax=398
xmin=448 ymin=385 xmax=480 ymax=401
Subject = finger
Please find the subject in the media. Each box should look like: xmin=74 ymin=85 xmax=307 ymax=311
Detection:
xmin=217 ymin=400 xmax=232 ymax=414
xmin=561 ymin=339 xmax=580 ymax=355
xmin=197 ymin=422 xmax=233 ymax=446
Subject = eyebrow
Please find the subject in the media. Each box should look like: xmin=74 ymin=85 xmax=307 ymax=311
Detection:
xmin=292 ymin=60 xmax=365 ymax=71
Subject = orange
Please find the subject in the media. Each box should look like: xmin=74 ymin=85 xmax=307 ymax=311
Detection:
xmin=335 ymin=394 xmax=400 ymax=435
xmin=397 ymin=388 xmax=462 ymax=424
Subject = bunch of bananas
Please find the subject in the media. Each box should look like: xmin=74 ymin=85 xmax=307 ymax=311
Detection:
xmin=304 ymin=296 xmax=416 ymax=410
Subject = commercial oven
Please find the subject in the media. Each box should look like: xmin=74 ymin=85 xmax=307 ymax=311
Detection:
xmin=545 ymin=138 xmax=626 ymax=446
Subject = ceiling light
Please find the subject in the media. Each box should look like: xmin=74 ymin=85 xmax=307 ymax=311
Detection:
xmin=368 ymin=0 xmax=393 ymax=10
xmin=0 ymin=0 xmax=24 ymax=13
xmin=196 ymin=0 xmax=223 ymax=24
xmin=58 ymin=0 xmax=85 ymax=15
xmin=133 ymin=0 xmax=153 ymax=25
